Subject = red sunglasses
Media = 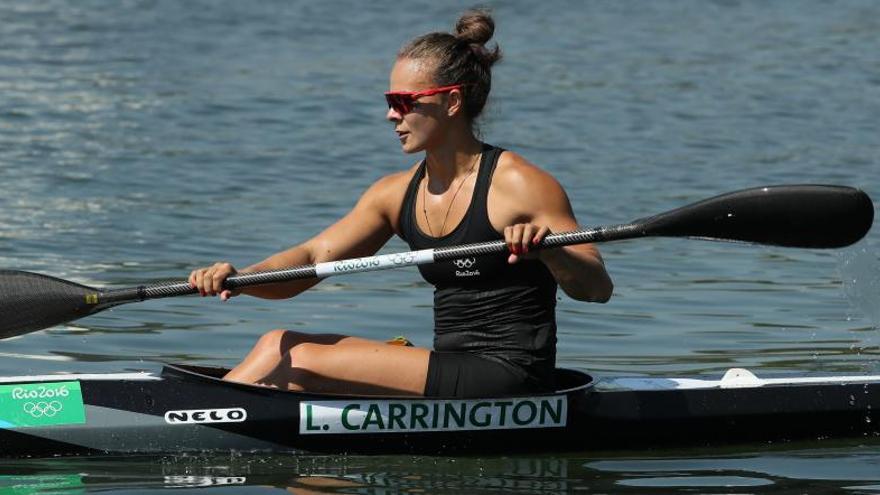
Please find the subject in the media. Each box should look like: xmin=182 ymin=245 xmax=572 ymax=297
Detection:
xmin=384 ymin=84 xmax=464 ymax=116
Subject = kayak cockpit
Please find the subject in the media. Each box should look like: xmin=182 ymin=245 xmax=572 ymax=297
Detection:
xmin=161 ymin=363 xmax=595 ymax=398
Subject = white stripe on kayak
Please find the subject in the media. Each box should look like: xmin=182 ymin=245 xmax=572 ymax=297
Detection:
xmin=598 ymin=368 xmax=880 ymax=391
xmin=0 ymin=372 xmax=160 ymax=383
xmin=315 ymin=249 xmax=435 ymax=277
xmin=3 ymin=368 xmax=879 ymax=390
xmin=0 ymin=352 xmax=74 ymax=362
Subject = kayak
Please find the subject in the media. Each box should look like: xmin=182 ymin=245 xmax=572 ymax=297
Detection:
xmin=0 ymin=185 xmax=873 ymax=457
xmin=1 ymin=363 xmax=878 ymax=458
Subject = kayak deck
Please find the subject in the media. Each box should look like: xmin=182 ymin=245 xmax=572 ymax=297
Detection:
xmin=0 ymin=364 xmax=878 ymax=458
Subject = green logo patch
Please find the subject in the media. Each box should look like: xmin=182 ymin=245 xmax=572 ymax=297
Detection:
xmin=0 ymin=381 xmax=86 ymax=429
xmin=0 ymin=474 xmax=84 ymax=494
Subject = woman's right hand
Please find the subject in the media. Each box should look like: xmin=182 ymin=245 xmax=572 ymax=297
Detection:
xmin=189 ymin=262 xmax=239 ymax=301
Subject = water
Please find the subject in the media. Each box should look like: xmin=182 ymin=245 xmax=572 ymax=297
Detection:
xmin=1 ymin=0 xmax=878 ymax=491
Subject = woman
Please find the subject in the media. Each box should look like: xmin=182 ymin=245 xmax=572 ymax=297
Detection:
xmin=189 ymin=9 xmax=612 ymax=398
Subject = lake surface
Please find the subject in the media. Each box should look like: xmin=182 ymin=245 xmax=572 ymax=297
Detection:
xmin=1 ymin=0 xmax=878 ymax=492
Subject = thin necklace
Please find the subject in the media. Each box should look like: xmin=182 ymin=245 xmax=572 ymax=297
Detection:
xmin=422 ymin=152 xmax=481 ymax=237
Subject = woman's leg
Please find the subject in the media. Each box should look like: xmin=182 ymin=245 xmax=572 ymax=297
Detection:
xmin=224 ymin=329 xmax=431 ymax=396
xmin=224 ymin=329 xmax=348 ymax=384
xmin=270 ymin=339 xmax=431 ymax=395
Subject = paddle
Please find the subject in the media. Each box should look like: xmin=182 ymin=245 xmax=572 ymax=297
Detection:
xmin=0 ymin=184 xmax=873 ymax=339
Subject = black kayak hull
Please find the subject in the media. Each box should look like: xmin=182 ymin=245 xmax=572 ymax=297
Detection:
xmin=1 ymin=364 xmax=878 ymax=458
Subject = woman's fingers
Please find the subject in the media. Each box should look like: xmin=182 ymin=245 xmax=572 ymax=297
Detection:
xmin=189 ymin=262 xmax=237 ymax=298
xmin=505 ymin=224 xmax=552 ymax=264
xmin=532 ymin=225 xmax=550 ymax=244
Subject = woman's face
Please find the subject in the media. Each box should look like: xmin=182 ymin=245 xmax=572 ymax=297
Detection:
xmin=386 ymin=58 xmax=459 ymax=154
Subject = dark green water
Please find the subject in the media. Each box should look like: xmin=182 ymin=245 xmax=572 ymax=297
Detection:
xmin=1 ymin=0 xmax=878 ymax=491
xmin=2 ymin=445 xmax=880 ymax=493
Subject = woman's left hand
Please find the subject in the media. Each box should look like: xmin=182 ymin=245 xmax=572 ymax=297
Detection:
xmin=504 ymin=223 xmax=551 ymax=264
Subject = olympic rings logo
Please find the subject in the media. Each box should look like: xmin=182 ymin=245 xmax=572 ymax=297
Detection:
xmin=23 ymin=401 xmax=63 ymax=418
xmin=453 ymin=258 xmax=476 ymax=269
xmin=390 ymin=253 xmax=416 ymax=265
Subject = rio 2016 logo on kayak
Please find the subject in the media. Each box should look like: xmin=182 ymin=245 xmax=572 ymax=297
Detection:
xmin=23 ymin=400 xmax=64 ymax=418
xmin=164 ymin=408 xmax=247 ymax=424
xmin=12 ymin=384 xmax=71 ymax=400
xmin=0 ymin=381 xmax=86 ymax=429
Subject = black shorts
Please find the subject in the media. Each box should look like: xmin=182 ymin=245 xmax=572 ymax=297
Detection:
xmin=424 ymin=352 xmax=546 ymax=398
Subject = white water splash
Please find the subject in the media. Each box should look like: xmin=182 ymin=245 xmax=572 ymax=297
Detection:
xmin=838 ymin=243 xmax=880 ymax=329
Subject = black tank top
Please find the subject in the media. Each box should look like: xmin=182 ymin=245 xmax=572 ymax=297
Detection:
xmin=398 ymin=144 xmax=558 ymax=386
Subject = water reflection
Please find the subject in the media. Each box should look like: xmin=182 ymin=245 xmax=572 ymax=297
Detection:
xmin=0 ymin=455 xmax=575 ymax=494
xmin=3 ymin=445 xmax=880 ymax=494
xmin=585 ymin=445 xmax=880 ymax=493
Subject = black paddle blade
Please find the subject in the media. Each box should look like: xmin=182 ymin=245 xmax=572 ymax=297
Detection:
xmin=638 ymin=185 xmax=874 ymax=248
xmin=0 ymin=271 xmax=104 ymax=339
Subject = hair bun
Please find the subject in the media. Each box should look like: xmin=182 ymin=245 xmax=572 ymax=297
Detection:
xmin=397 ymin=8 xmax=500 ymax=122
xmin=455 ymin=9 xmax=495 ymax=46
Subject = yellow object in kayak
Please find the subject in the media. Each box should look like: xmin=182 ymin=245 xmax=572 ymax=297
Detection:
xmin=386 ymin=336 xmax=413 ymax=346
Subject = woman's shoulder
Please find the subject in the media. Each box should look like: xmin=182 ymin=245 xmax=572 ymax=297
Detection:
xmin=358 ymin=161 xmax=422 ymax=212
xmin=492 ymin=149 xmax=564 ymax=197
xmin=369 ymin=162 xmax=421 ymax=194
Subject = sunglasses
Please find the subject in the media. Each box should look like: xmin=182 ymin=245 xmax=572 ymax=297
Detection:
xmin=384 ymin=84 xmax=464 ymax=116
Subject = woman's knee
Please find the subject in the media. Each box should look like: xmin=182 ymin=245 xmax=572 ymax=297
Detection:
xmin=253 ymin=329 xmax=289 ymax=351
xmin=286 ymin=343 xmax=329 ymax=389
xmin=288 ymin=342 xmax=324 ymax=370
xmin=253 ymin=329 xmax=318 ymax=353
